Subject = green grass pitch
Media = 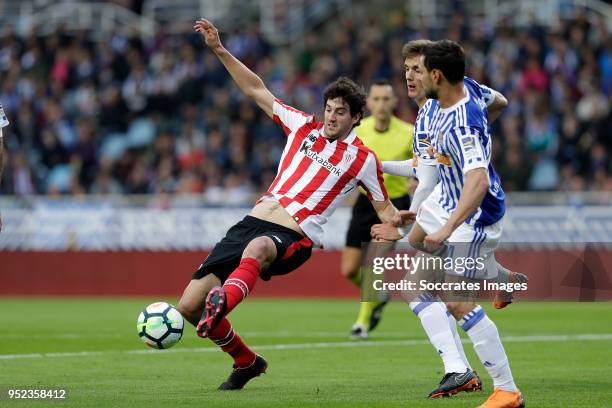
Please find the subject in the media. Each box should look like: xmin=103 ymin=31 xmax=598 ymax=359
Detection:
xmin=1 ymin=298 xmax=611 ymax=407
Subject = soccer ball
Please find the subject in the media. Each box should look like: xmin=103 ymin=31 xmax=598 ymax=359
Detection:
xmin=137 ymin=302 xmax=184 ymax=349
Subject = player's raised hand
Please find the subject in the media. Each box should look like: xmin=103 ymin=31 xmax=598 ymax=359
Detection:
xmin=194 ymin=19 xmax=223 ymax=51
xmin=371 ymin=223 xmax=402 ymax=241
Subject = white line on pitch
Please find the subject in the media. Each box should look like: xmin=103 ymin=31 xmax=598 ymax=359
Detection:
xmin=0 ymin=331 xmax=427 ymax=339
xmin=0 ymin=333 xmax=611 ymax=360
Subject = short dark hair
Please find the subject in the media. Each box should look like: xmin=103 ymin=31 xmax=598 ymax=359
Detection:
xmin=422 ymin=40 xmax=465 ymax=84
xmin=401 ymin=39 xmax=434 ymax=59
xmin=370 ymin=78 xmax=392 ymax=87
xmin=323 ymin=76 xmax=367 ymax=126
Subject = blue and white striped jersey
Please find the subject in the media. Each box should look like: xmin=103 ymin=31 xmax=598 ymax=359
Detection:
xmin=428 ymin=77 xmax=505 ymax=226
xmin=413 ymin=99 xmax=439 ymax=167
xmin=412 ymin=78 xmax=495 ymax=170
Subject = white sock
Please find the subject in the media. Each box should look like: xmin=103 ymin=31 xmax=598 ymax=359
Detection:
xmin=460 ymin=305 xmax=518 ymax=392
xmin=410 ymin=294 xmax=468 ymax=374
xmin=446 ymin=311 xmax=472 ymax=370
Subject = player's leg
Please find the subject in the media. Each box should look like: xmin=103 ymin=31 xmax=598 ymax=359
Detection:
xmin=341 ymin=247 xmax=363 ymax=285
xmin=360 ymin=195 xmax=410 ymax=334
xmin=343 ymin=195 xmax=387 ymax=338
xmin=198 ymin=235 xmax=277 ymax=337
xmin=408 ymin=224 xmax=472 ymax=375
xmin=437 ymin=290 xmax=473 ymax=372
xmin=208 ymin=227 xmax=313 ymax=390
xmin=343 ymin=195 xmax=370 ymax=286
xmin=343 ymin=245 xmax=370 ymax=339
xmin=407 ymin=212 xmax=481 ymax=397
xmin=444 ymin=227 xmax=523 ymax=407
xmin=178 ymin=263 xmax=262 ymax=388
xmin=446 ymin=296 xmax=523 ymax=407
xmin=361 ymin=238 xmax=394 ymax=331
xmin=402 ymin=249 xmax=479 ymax=398
xmin=201 ymin=236 xmax=278 ymax=390
xmin=178 ymin=274 xmax=221 ymax=326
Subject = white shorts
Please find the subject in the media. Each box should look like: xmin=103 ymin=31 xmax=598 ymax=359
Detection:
xmin=416 ymin=189 xmax=502 ymax=280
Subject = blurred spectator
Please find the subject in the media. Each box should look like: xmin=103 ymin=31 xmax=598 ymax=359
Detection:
xmin=0 ymin=4 xmax=609 ymax=200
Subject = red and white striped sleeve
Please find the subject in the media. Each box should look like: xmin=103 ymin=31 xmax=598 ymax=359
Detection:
xmin=357 ymin=151 xmax=388 ymax=202
xmin=272 ymin=99 xmax=313 ymax=136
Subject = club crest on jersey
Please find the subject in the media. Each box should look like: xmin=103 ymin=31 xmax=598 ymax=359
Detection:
xmin=436 ymin=153 xmax=451 ymax=166
xmin=342 ymin=152 xmax=354 ymax=164
xmin=431 ymin=145 xmax=451 ymax=167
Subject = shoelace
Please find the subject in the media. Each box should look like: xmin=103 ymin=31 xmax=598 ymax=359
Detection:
xmin=439 ymin=373 xmax=453 ymax=385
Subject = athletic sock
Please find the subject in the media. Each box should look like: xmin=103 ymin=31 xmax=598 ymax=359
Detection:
xmin=350 ymin=271 xmax=362 ymax=288
xmin=355 ymin=301 xmax=377 ymax=327
xmin=446 ymin=310 xmax=472 ymax=370
xmin=208 ymin=317 xmax=256 ymax=368
xmin=409 ymin=293 xmax=468 ymax=374
xmin=222 ymin=257 xmax=261 ymax=315
xmin=459 ymin=305 xmax=518 ymax=392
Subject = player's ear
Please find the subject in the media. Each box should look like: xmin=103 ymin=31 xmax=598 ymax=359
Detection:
xmin=433 ymin=69 xmax=443 ymax=85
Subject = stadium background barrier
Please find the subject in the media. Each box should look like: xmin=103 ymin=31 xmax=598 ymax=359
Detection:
xmin=1 ymin=200 xmax=611 ymax=299
xmin=1 ymin=249 xmax=611 ymax=300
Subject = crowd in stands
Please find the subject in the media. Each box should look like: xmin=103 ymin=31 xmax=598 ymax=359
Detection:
xmin=0 ymin=5 xmax=610 ymax=203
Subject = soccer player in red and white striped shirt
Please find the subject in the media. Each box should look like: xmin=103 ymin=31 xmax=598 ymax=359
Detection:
xmin=177 ymin=19 xmax=414 ymax=390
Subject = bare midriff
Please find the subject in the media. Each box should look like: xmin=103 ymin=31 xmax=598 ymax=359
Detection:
xmin=249 ymin=199 xmax=305 ymax=236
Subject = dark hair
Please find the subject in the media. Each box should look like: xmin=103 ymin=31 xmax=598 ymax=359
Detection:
xmin=422 ymin=40 xmax=465 ymax=84
xmin=401 ymin=39 xmax=434 ymax=59
xmin=323 ymin=76 xmax=367 ymax=126
xmin=370 ymin=78 xmax=392 ymax=87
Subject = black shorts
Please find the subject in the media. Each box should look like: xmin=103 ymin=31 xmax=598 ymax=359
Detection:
xmin=192 ymin=216 xmax=313 ymax=283
xmin=345 ymin=194 xmax=412 ymax=248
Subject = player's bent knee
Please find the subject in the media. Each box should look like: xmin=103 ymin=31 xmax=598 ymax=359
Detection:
xmin=408 ymin=233 xmax=422 ymax=250
xmin=408 ymin=224 xmax=426 ymax=250
xmin=445 ymin=301 xmax=474 ymax=320
xmin=178 ymin=274 xmax=221 ymax=326
xmin=243 ymin=236 xmax=277 ymax=264
xmin=177 ymin=297 xmax=201 ymax=326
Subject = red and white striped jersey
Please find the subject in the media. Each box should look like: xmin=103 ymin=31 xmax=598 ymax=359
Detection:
xmin=258 ymin=99 xmax=388 ymax=247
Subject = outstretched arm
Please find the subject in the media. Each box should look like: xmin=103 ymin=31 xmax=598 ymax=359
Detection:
xmin=408 ymin=161 xmax=437 ymax=213
xmin=381 ymin=159 xmax=415 ymax=177
xmin=195 ymin=19 xmax=275 ymax=118
xmin=371 ymin=199 xmax=416 ymax=227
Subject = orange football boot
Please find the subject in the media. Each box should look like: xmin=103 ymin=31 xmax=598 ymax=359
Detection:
xmin=494 ymin=271 xmax=528 ymax=309
xmin=477 ymin=388 xmax=525 ymax=408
